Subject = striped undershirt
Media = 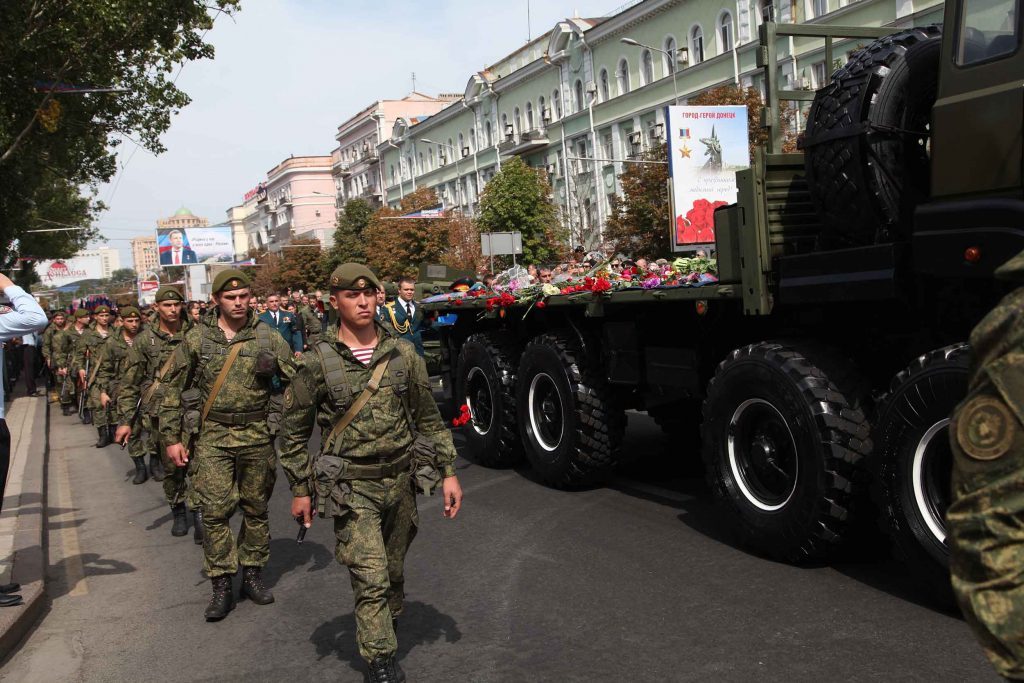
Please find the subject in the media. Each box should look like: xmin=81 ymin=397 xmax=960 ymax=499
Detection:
xmin=351 ymin=347 xmax=375 ymax=365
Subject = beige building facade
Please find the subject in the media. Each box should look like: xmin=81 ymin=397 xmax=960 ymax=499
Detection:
xmin=130 ymin=236 xmax=159 ymax=275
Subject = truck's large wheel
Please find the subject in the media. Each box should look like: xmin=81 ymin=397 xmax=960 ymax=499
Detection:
xmin=803 ymin=25 xmax=942 ymax=248
xmin=873 ymin=344 xmax=968 ymax=593
xmin=516 ymin=332 xmax=625 ymax=487
xmin=455 ymin=334 xmax=522 ymax=467
xmin=701 ymin=342 xmax=872 ymax=562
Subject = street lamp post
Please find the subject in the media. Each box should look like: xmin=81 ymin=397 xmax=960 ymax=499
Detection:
xmin=420 ymin=138 xmax=464 ymax=213
xmin=621 ymin=37 xmax=683 ymax=106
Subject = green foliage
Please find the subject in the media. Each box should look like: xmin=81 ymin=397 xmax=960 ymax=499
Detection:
xmin=477 ymin=157 xmax=564 ymax=265
xmin=604 ymin=143 xmax=671 ymax=258
xmin=323 ymin=198 xmax=372 ymax=273
xmin=0 ymin=0 xmax=238 ymax=267
xmin=364 ymin=188 xmax=448 ymax=279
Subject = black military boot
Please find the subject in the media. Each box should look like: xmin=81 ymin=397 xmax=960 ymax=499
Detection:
xmin=107 ymin=425 xmax=116 ymax=443
xmin=366 ymin=656 xmax=405 ymax=683
xmin=131 ymin=456 xmax=148 ymax=485
xmin=192 ymin=509 xmax=204 ymax=545
xmin=61 ymin=405 xmax=72 ymax=416
xmin=95 ymin=426 xmax=111 ymax=448
xmin=82 ymin=408 xmax=92 ymax=425
xmin=204 ymin=576 xmax=235 ymax=622
xmin=239 ymin=566 xmax=274 ymax=605
xmin=170 ymin=503 xmax=188 ymax=536
xmin=149 ymin=452 xmax=166 ymax=482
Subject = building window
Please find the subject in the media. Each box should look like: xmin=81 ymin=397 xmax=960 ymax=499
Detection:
xmin=526 ymin=102 xmax=534 ymax=130
xmin=719 ymin=12 xmax=734 ymax=52
xmin=811 ymin=61 xmax=827 ymax=88
xmin=641 ymin=49 xmax=654 ymax=85
xmin=690 ymin=25 xmax=705 ymax=64
xmin=617 ymin=59 xmax=631 ymax=95
xmin=501 ymin=113 xmax=509 ymax=139
xmin=458 ymin=132 xmax=465 ymax=157
xmin=602 ymin=132 xmax=614 ymax=159
xmin=447 ymin=138 xmax=455 ymax=161
xmin=664 ymin=36 xmax=678 ymax=74
xmin=419 ymin=153 xmax=424 ymax=172
xmin=599 ymin=68 xmax=610 ymax=101
xmin=553 ymin=89 xmax=562 ymax=119
xmin=538 ymin=96 xmax=547 ymax=125
xmin=811 ymin=0 xmax=827 ymax=17
xmin=513 ymin=107 xmax=522 ymax=134
xmin=468 ymin=128 xmax=475 ymax=153
xmin=574 ymin=79 xmax=585 ymax=112
xmin=429 ymin=147 xmax=435 ymax=169
xmin=485 ymin=120 xmax=493 ymax=146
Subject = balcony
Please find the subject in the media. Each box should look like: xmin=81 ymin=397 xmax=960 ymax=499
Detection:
xmin=333 ymin=160 xmax=352 ymax=177
xmin=497 ymin=128 xmax=550 ymax=156
xmin=360 ymin=148 xmax=378 ymax=162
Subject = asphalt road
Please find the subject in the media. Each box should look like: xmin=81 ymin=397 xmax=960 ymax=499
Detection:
xmin=1 ymin=401 xmax=997 ymax=682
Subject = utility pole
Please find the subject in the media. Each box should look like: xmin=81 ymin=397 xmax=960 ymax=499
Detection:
xmin=411 ymin=72 xmax=417 ymax=92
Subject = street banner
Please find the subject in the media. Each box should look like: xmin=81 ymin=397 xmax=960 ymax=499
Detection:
xmin=666 ymin=105 xmax=750 ymax=251
xmin=34 ymin=256 xmax=104 ymax=288
xmin=156 ymin=225 xmax=234 ymax=267
xmin=400 ymin=205 xmax=444 ymax=219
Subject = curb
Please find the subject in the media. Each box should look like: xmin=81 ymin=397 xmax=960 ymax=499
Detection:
xmin=0 ymin=396 xmax=49 ymax=659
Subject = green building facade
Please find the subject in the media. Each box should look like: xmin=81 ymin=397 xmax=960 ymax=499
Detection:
xmin=379 ymin=0 xmax=943 ymax=248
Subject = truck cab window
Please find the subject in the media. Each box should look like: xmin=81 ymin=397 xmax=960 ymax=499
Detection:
xmin=957 ymin=0 xmax=1020 ymax=65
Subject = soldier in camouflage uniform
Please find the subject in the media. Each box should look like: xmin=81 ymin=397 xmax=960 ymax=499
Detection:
xmin=115 ymin=287 xmax=195 ymax=537
xmin=41 ymin=311 xmax=67 ymax=402
xmin=159 ymin=270 xmax=297 ymax=621
xmin=73 ymin=305 xmax=114 ymax=445
xmin=280 ymin=263 xmax=463 ymax=683
xmin=949 ymin=250 xmax=1024 ymax=680
xmin=295 ymin=292 xmax=322 ymax=348
xmin=55 ymin=309 xmax=90 ymax=416
xmin=94 ymin=307 xmax=141 ymax=449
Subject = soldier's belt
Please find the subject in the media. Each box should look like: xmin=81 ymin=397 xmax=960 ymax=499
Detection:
xmin=205 ymin=409 xmax=268 ymax=425
xmin=339 ymin=453 xmax=412 ymax=480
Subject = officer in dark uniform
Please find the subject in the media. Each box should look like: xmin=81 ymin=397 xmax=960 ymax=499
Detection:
xmin=258 ymin=293 xmax=302 ymax=356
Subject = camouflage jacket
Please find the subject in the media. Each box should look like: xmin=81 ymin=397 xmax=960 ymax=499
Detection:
xmin=158 ymin=309 xmax=297 ymax=449
xmin=94 ymin=330 xmax=138 ymax=401
xmin=298 ymin=305 xmax=321 ymax=338
xmin=116 ymin=319 xmax=192 ymax=424
xmin=54 ymin=325 xmax=87 ymax=368
xmin=41 ymin=323 xmax=63 ymax=363
xmin=71 ymin=327 xmax=112 ymax=380
xmin=277 ymin=322 xmax=457 ymax=497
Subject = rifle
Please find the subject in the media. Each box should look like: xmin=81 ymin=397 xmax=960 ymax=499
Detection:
xmin=296 ymin=489 xmax=317 ymax=543
xmin=120 ymin=395 xmax=143 ymax=450
xmin=58 ymin=349 xmax=73 ymax=403
xmin=77 ymin=351 xmax=91 ymax=419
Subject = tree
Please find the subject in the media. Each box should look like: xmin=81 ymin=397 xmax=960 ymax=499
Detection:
xmin=364 ymin=188 xmax=449 ymax=279
xmin=690 ymin=85 xmax=799 ymax=156
xmin=477 ymin=157 xmax=564 ymax=266
xmin=322 ymin=198 xmax=372 ymax=273
xmin=0 ymin=1 xmax=238 ymax=265
xmin=109 ymin=267 xmax=137 ymax=283
xmin=443 ymin=214 xmax=484 ymax=273
xmin=604 ymin=143 xmax=671 ymax=259
xmin=277 ymin=239 xmax=326 ymax=293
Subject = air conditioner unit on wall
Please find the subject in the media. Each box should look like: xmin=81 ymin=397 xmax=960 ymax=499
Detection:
xmin=542 ymin=107 xmax=551 ymax=122
xmin=462 ymin=146 xmax=471 ymax=157
xmin=585 ymin=81 xmax=596 ymax=94
xmin=628 ymin=132 xmax=642 ymax=145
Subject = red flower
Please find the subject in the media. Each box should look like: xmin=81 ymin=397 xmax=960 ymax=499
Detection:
xmin=500 ymin=292 xmax=515 ymax=306
xmin=459 ymin=404 xmax=470 ymax=414
xmin=591 ymin=278 xmax=612 ymax=293
xmin=536 ymin=300 xmax=547 ymax=308
xmin=453 ymin=299 xmax=463 ymax=306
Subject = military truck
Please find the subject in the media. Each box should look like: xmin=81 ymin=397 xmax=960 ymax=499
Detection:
xmin=422 ymin=6 xmax=1024 ymax=591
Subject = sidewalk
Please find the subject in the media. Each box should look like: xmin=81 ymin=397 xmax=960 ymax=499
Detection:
xmin=0 ymin=394 xmax=48 ymax=658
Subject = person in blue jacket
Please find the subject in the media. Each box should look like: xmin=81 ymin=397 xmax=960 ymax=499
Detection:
xmin=258 ymin=293 xmax=302 ymax=356
xmin=383 ymin=276 xmax=430 ymax=356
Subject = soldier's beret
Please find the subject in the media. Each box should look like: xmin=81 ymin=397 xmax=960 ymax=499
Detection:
xmin=155 ymin=285 xmax=184 ymax=302
xmin=329 ymin=263 xmax=382 ymax=292
xmin=50 ymin=311 xmax=66 ymax=319
xmin=73 ymin=308 xmax=90 ymax=319
xmin=93 ymin=305 xmax=110 ymax=314
xmin=211 ymin=269 xmax=250 ymax=294
xmin=119 ymin=306 xmax=140 ymax=318
xmin=384 ymin=281 xmax=398 ymax=297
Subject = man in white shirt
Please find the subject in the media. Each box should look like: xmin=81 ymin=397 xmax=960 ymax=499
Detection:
xmin=159 ymin=230 xmax=197 ymax=265
xmin=0 ymin=273 xmax=47 ymax=515
xmin=19 ymin=329 xmax=39 ymax=397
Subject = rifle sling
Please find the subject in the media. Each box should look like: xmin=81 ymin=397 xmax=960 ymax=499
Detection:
xmin=86 ymin=347 xmax=106 ymax=389
xmin=201 ymin=342 xmax=244 ymax=425
xmin=325 ymin=352 xmax=392 ymax=454
xmin=139 ymin=348 xmax=179 ymax=408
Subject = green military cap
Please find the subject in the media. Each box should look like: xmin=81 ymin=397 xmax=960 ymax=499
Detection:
xmin=94 ymin=305 xmax=110 ymax=314
xmin=119 ymin=306 xmax=140 ymax=318
xmin=211 ymin=269 xmax=250 ymax=294
xmin=329 ymin=263 xmax=382 ymax=291
xmin=73 ymin=308 xmax=90 ymax=319
xmin=384 ymin=281 xmax=398 ymax=297
xmin=155 ymin=285 xmax=184 ymax=302
xmin=995 ymin=249 xmax=1024 ymax=282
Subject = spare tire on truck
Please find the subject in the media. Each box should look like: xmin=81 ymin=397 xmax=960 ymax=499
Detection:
xmin=872 ymin=344 xmax=968 ymax=597
xmin=455 ymin=333 xmax=523 ymax=468
xmin=701 ymin=342 xmax=872 ymax=562
xmin=803 ymin=26 xmax=942 ymax=248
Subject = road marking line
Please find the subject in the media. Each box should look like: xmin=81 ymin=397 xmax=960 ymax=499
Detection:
xmin=52 ymin=443 xmax=87 ymax=597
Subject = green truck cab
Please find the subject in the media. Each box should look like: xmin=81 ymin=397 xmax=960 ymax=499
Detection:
xmin=423 ymin=5 xmax=1024 ymax=597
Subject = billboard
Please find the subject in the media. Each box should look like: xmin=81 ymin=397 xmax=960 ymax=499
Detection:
xmin=35 ymin=256 xmax=104 ymax=288
xmin=156 ymin=225 xmax=234 ymax=267
xmin=666 ymin=105 xmax=750 ymax=251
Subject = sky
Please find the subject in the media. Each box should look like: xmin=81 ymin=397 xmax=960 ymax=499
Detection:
xmin=93 ymin=0 xmax=619 ymax=269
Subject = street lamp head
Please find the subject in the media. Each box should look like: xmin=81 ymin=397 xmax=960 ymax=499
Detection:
xmin=620 ymin=37 xmax=641 ymax=47
xmin=420 ymin=138 xmax=435 ymax=145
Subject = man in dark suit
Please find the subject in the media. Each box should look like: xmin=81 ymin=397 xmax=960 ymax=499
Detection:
xmin=258 ymin=293 xmax=302 ymax=356
xmin=159 ymin=230 xmax=198 ymax=265
xmin=386 ymin=276 xmax=429 ymax=356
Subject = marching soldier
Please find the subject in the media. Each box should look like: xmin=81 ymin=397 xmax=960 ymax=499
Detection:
xmin=115 ymin=287 xmax=194 ymax=538
xmin=295 ymin=292 xmax=322 ymax=348
xmin=94 ymin=307 xmax=142 ymax=449
xmin=158 ymin=270 xmax=297 ymax=621
xmin=279 ymin=263 xmax=463 ymax=682
xmin=73 ymin=305 xmax=114 ymax=445
xmin=59 ymin=309 xmax=91 ymax=418
xmin=949 ymin=250 xmax=1024 ymax=679
xmin=41 ymin=311 xmax=67 ymax=402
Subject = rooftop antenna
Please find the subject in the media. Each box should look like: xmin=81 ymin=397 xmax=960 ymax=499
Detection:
xmin=411 ymin=72 xmax=417 ymax=92
xmin=527 ymin=0 xmax=531 ymax=42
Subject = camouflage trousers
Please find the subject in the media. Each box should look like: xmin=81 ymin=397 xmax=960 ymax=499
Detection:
xmin=948 ymin=383 xmax=1024 ymax=679
xmin=131 ymin=416 xmax=187 ymax=506
xmin=88 ymin=386 xmax=111 ymax=427
xmin=192 ymin=440 xmax=277 ymax=578
xmin=333 ymin=470 xmax=419 ymax=663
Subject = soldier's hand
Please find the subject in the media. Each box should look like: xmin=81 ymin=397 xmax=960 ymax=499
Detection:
xmin=291 ymin=496 xmax=313 ymax=528
xmin=166 ymin=442 xmax=188 ymax=467
xmin=293 ymin=351 xmax=302 ymax=359
xmin=442 ymin=476 xmax=462 ymax=519
xmin=114 ymin=425 xmax=131 ymax=445
xmin=100 ymin=392 xmax=110 ymax=408
xmin=57 ymin=368 xmax=66 ymax=377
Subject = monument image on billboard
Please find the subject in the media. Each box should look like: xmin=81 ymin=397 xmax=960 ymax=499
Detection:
xmin=666 ymin=105 xmax=750 ymax=252
xmin=156 ymin=225 xmax=233 ymax=267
